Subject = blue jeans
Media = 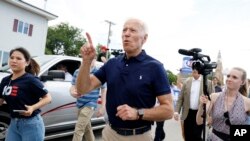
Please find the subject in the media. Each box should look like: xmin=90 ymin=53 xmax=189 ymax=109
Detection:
xmin=5 ymin=114 xmax=45 ymax=141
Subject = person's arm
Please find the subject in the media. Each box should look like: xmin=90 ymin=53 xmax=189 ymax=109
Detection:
xmin=174 ymin=82 xmax=186 ymax=121
xmin=143 ymin=94 xmax=174 ymax=121
xmin=101 ymin=56 xmax=107 ymax=63
xmin=76 ymin=33 xmax=101 ymax=95
xmin=76 ymin=62 xmax=101 ymax=95
xmin=70 ymin=85 xmax=81 ymax=98
xmin=196 ymin=93 xmax=217 ymax=125
xmin=116 ymin=94 xmax=174 ymax=121
xmin=196 ymin=95 xmax=209 ymax=125
xmin=96 ymin=87 xmax=107 ymax=117
xmin=243 ymin=96 xmax=250 ymax=113
xmin=100 ymin=87 xmax=107 ymax=110
xmin=31 ymin=94 xmax=52 ymax=110
xmin=23 ymin=93 xmax=52 ymax=116
xmin=0 ymin=98 xmax=4 ymax=106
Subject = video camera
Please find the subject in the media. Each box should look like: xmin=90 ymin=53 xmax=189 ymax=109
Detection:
xmin=111 ymin=49 xmax=124 ymax=57
xmin=179 ymin=48 xmax=217 ymax=141
xmin=178 ymin=48 xmax=217 ymax=75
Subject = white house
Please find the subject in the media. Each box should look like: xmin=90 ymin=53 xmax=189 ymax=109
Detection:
xmin=0 ymin=0 xmax=57 ymax=67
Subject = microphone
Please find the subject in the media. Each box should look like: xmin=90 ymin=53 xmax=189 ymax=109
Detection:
xmin=178 ymin=49 xmax=194 ymax=56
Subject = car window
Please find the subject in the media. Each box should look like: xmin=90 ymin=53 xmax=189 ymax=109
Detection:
xmin=42 ymin=60 xmax=80 ymax=82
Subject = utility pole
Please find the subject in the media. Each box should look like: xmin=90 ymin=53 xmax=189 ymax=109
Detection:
xmin=105 ymin=20 xmax=115 ymax=49
xmin=104 ymin=20 xmax=115 ymax=59
xmin=44 ymin=0 xmax=48 ymax=10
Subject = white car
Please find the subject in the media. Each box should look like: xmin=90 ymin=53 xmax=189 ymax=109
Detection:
xmin=0 ymin=55 xmax=106 ymax=140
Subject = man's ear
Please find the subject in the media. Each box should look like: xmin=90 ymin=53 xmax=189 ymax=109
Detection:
xmin=142 ymin=34 xmax=148 ymax=44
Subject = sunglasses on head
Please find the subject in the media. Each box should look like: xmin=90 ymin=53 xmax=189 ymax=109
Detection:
xmin=224 ymin=111 xmax=231 ymax=126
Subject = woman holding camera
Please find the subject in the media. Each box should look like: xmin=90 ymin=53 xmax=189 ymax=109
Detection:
xmin=196 ymin=67 xmax=250 ymax=141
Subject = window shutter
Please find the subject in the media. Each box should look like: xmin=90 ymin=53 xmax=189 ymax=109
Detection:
xmin=28 ymin=24 xmax=33 ymax=36
xmin=13 ymin=19 xmax=18 ymax=32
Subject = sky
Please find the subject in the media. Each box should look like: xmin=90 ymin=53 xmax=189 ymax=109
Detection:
xmin=24 ymin=0 xmax=250 ymax=76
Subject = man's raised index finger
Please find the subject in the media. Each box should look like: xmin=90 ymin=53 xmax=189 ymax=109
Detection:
xmin=86 ymin=32 xmax=93 ymax=46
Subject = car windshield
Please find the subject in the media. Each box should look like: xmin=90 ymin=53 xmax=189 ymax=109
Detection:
xmin=33 ymin=55 xmax=57 ymax=67
xmin=0 ymin=55 xmax=57 ymax=72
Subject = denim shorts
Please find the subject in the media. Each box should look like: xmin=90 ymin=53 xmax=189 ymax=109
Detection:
xmin=5 ymin=114 xmax=45 ymax=141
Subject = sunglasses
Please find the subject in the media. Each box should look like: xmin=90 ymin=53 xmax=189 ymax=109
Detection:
xmin=224 ymin=111 xmax=231 ymax=126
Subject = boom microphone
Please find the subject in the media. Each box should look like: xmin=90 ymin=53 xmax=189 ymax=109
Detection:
xmin=178 ymin=49 xmax=194 ymax=56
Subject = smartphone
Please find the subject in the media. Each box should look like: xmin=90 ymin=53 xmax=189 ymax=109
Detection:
xmin=13 ymin=110 xmax=26 ymax=113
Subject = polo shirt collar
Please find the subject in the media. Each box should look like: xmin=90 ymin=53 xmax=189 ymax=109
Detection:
xmin=123 ymin=50 xmax=147 ymax=62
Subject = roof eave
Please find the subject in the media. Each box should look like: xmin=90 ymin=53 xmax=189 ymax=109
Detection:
xmin=5 ymin=0 xmax=58 ymax=21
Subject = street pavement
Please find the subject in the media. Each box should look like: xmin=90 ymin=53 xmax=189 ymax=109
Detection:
xmin=153 ymin=118 xmax=184 ymax=141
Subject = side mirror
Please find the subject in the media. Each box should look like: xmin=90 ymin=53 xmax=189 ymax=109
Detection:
xmin=40 ymin=70 xmax=65 ymax=81
xmin=48 ymin=70 xmax=65 ymax=80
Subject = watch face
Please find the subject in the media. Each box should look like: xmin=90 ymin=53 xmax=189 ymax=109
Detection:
xmin=138 ymin=109 xmax=144 ymax=115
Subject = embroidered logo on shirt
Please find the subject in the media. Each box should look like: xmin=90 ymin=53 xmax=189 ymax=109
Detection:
xmin=139 ymin=75 xmax=143 ymax=80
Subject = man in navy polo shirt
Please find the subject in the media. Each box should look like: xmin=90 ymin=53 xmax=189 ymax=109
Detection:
xmin=76 ymin=18 xmax=174 ymax=141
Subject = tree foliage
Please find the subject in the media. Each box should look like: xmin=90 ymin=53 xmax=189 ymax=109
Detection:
xmin=45 ymin=22 xmax=86 ymax=56
xmin=166 ymin=70 xmax=177 ymax=85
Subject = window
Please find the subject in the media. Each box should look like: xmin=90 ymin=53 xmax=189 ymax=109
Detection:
xmin=23 ymin=23 xmax=29 ymax=34
xmin=2 ymin=52 xmax=9 ymax=67
xmin=28 ymin=24 xmax=33 ymax=36
xmin=13 ymin=19 xmax=33 ymax=36
xmin=18 ymin=21 xmax=23 ymax=33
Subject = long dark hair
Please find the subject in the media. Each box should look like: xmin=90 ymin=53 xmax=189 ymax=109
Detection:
xmin=9 ymin=47 xmax=40 ymax=76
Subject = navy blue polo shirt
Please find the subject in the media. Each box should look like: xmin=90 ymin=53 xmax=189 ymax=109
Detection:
xmin=94 ymin=50 xmax=171 ymax=128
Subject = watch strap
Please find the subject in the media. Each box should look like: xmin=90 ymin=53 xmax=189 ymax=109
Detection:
xmin=137 ymin=109 xmax=144 ymax=120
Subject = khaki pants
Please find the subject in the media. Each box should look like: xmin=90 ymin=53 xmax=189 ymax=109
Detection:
xmin=72 ymin=107 xmax=95 ymax=141
xmin=102 ymin=124 xmax=153 ymax=141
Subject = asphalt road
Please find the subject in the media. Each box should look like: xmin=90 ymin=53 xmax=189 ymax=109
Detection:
xmin=49 ymin=118 xmax=185 ymax=141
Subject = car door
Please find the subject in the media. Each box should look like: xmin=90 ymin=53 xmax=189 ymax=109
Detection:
xmin=40 ymin=58 xmax=81 ymax=133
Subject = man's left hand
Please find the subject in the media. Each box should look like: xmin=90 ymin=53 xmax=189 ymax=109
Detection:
xmin=116 ymin=104 xmax=138 ymax=120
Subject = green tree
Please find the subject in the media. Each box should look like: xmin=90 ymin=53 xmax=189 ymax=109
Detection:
xmin=46 ymin=22 xmax=86 ymax=56
xmin=167 ymin=70 xmax=177 ymax=85
xmin=96 ymin=43 xmax=103 ymax=54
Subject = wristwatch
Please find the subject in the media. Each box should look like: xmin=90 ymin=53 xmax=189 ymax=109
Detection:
xmin=137 ymin=109 xmax=144 ymax=120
